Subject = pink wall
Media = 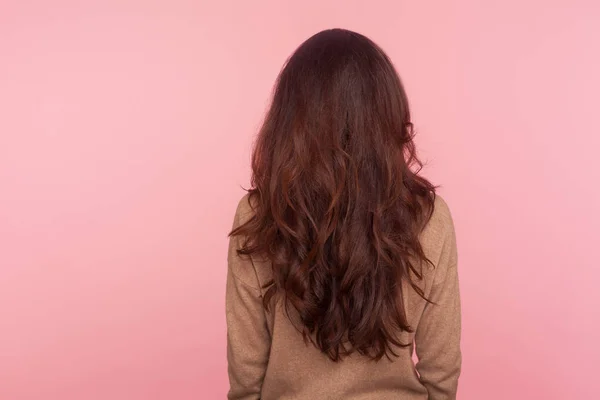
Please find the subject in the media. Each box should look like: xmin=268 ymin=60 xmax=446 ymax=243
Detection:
xmin=1 ymin=1 xmax=598 ymax=399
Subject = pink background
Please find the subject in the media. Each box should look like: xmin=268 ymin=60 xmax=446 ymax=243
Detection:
xmin=1 ymin=1 xmax=599 ymax=399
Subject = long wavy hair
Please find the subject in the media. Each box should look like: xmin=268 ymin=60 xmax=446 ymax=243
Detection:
xmin=230 ymin=28 xmax=436 ymax=361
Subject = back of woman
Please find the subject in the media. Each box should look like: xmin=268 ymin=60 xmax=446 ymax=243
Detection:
xmin=226 ymin=28 xmax=461 ymax=400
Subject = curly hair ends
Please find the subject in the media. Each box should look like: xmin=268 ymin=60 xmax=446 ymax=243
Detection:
xmin=230 ymin=28 xmax=436 ymax=362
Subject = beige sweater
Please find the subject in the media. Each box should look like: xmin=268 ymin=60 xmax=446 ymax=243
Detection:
xmin=226 ymin=195 xmax=461 ymax=400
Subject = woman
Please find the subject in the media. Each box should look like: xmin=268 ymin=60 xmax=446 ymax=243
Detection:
xmin=226 ymin=28 xmax=461 ymax=400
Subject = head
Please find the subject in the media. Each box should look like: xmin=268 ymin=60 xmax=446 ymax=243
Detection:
xmin=231 ymin=28 xmax=436 ymax=361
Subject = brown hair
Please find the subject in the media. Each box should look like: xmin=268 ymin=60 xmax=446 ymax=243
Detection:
xmin=230 ymin=28 xmax=436 ymax=361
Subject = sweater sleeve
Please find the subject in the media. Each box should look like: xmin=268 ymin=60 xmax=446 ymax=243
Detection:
xmin=414 ymin=212 xmax=462 ymax=399
xmin=226 ymin=203 xmax=270 ymax=400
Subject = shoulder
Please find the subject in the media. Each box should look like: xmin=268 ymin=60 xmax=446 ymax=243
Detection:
xmin=427 ymin=195 xmax=455 ymax=237
xmin=233 ymin=192 xmax=256 ymax=227
xmin=420 ymin=194 xmax=458 ymax=273
xmin=229 ymin=193 xmax=269 ymax=290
